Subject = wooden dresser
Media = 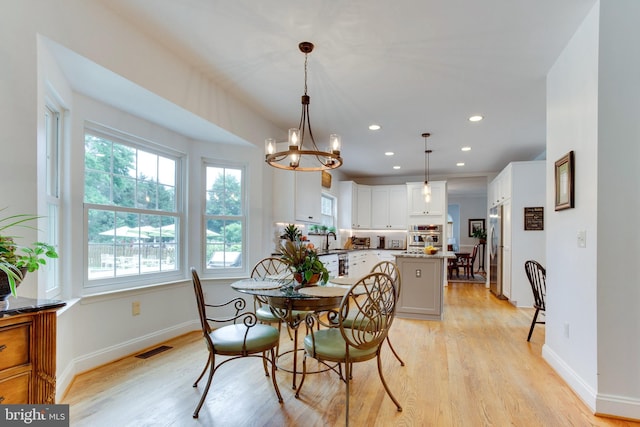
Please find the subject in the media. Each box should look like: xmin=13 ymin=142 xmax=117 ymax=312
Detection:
xmin=0 ymin=297 xmax=65 ymax=404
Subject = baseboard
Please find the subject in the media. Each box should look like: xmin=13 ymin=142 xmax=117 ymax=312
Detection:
xmin=57 ymin=320 xmax=198 ymax=400
xmin=596 ymin=393 xmax=640 ymax=421
xmin=542 ymin=343 xmax=597 ymax=411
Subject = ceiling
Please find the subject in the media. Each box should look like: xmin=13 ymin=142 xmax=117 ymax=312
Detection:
xmin=91 ymin=0 xmax=595 ymax=183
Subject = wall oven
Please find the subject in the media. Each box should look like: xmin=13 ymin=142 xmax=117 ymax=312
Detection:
xmin=407 ymin=224 xmax=443 ymax=253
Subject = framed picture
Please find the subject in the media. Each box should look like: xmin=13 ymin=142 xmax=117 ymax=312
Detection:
xmin=555 ymin=151 xmax=574 ymax=211
xmin=468 ymin=218 xmax=485 ymax=237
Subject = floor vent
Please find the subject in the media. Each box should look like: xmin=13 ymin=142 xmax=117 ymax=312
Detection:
xmin=135 ymin=345 xmax=173 ymax=359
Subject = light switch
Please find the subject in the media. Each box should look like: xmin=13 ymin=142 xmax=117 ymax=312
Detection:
xmin=577 ymin=230 xmax=586 ymax=248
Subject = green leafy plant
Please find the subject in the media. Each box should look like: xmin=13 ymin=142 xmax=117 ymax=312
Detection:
xmin=471 ymin=227 xmax=487 ymax=241
xmin=277 ymin=239 xmax=329 ymax=285
xmin=0 ymin=210 xmax=58 ymax=297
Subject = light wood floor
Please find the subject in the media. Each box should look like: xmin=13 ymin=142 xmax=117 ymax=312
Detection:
xmin=62 ymin=283 xmax=640 ymax=427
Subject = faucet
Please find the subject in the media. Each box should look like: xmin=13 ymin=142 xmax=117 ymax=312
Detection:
xmin=324 ymin=231 xmax=337 ymax=251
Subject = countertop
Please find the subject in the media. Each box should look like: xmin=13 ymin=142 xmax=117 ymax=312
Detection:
xmin=272 ymin=248 xmax=407 ymax=257
xmin=393 ymin=251 xmax=456 ymax=259
xmin=1 ymin=296 xmax=66 ymax=316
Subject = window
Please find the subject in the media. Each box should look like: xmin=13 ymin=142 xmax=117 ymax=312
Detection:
xmin=84 ymin=126 xmax=182 ymax=291
xmin=321 ymin=193 xmax=336 ymax=228
xmin=204 ymin=164 xmax=245 ymax=273
xmin=43 ymin=103 xmax=61 ymax=297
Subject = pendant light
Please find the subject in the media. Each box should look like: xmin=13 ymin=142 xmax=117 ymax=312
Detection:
xmin=422 ymin=132 xmax=432 ymax=202
xmin=265 ymin=42 xmax=343 ymax=171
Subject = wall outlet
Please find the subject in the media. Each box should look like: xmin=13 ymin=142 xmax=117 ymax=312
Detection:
xmin=132 ymin=301 xmax=141 ymax=316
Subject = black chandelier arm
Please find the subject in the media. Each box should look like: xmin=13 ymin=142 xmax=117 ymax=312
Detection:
xmin=265 ymin=149 xmax=342 ymax=171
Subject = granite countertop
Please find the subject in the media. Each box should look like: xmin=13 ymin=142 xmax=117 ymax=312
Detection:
xmin=0 ymin=296 xmax=66 ymax=316
xmin=393 ymin=251 xmax=456 ymax=259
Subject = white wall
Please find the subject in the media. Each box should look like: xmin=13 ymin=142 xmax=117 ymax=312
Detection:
xmin=545 ymin=0 xmax=600 ymax=410
xmin=1 ymin=0 xmax=283 ymax=399
xmin=595 ymin=0 xmax=640 ymax=415
xmin=545 ymin=0 xmax=640 ymax=419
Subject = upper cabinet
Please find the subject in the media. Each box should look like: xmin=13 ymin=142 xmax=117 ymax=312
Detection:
xmin=489 ymin=165 xmax=512 ymax=207
xmin=339 ymin=181 xmax=370 ymax=229
xmin=273 ymin=170 xmax=322 ymax=224
xmin=370 ymin=185 xmax=407 ymax=229
xmin=407 ymin=181 xmax=447 ymax=223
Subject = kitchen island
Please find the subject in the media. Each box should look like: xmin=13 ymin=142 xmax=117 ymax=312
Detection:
xmin=394 ymin=251 xmax=455 ymax=320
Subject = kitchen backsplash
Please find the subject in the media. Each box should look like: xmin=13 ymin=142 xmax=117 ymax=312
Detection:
xmin=272 ymin=224 xmax=407 ymax=252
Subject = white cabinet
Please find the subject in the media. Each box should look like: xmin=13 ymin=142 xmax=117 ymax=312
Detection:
xmin=347 ymin=251 xmax=373 ymax=278
xmin=356 ymin=186 xmax=371 ymax=228
xmin=371 ymin=250 xmax=397 ymax=263
xmin=339 ymin=181 xmax=371 ymax=229
xmin=489 ymin=166 xmax=512 ymax=207
xmin=370 ymin=185 xmax=407 ymax=229
xmin=273 ymin=170 xmax=322 ymax=224
xmin=407 ymin=181 xmax=447 ymax=223
xmin=318 ymin=253 xmax=339 ymax=279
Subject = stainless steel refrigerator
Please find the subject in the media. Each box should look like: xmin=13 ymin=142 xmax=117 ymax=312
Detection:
xmin=489 ymin=205 xmax=506 ymax=299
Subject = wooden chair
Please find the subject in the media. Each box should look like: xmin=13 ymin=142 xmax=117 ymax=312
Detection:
xmin=295 ymin=272 xmax=402 ymax=425
xmin=190 ymin=267 xmax=282 ymax=418
xmin=524 ymin=260 xmax=546 ymax=341
xmin=457 ymin=245 xmax=479 ymax=279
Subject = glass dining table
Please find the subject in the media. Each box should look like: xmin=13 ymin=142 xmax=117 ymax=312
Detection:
xmin=230 ymin=276 xmax=359 ymax=389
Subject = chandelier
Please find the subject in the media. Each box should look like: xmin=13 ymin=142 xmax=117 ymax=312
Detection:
xmin=265 ymin=42 xmax=343 ymax=171
xmin=422 ymin=132 xmax=432 ymax=202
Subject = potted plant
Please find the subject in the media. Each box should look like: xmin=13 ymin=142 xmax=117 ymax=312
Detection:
xmin=277 ymin=239 xmax=329 ymax=288
xmin=0 ymin=211 xmax=58 ymax=300
xmin=471 ymin=227 xmax=487 ymax=244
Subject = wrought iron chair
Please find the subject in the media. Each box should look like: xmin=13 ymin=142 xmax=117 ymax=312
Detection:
xmin=295 ymin=272 xmax=402 ymax=425
xmin=250 ymin=257 xmax=303 ymax=346
xmin=190 ymin=267 xmax=282 ymax=418
xmin=368 ymin=261 xmax=404 ymax=366
xmin=524 ymin=260 xmax=546 ymax=341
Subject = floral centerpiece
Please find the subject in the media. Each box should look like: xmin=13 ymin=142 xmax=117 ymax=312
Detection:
xmin=0 ymin=211 xmax=58 ymax=300
xmin=277 ymin=239 xmax=329 ymax=287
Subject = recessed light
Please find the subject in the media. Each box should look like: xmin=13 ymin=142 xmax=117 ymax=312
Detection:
xmin=456 ymin=162 xmax=465 ymax=167
xmin=385 ymin=151 xmax=394 ymax=156
xmin=393 ymin=165 xmax=401 ymax=170
xmin=468 ymin=115 xmax=483 ymax=122
xmin=461 ymin=146 xmax=471 ymax=152
xmin=369 ymin=124 xmax=381 ymax=130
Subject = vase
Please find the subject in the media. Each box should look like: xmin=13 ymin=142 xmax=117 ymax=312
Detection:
xmin=293 ymin=272 xmax=320 ymax=289
xmin=0 ymin=268 xmax=27 ymax=301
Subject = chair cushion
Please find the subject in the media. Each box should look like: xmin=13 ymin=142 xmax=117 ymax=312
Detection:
xmin=256 ymin=307 xmax=309 ymax=323
xmin=303 ymin=328 xmax=378 ymax=360
xmin=210 ymin=324 xmax=279 ymax=353
xmin=256 ymin=306 xmax=280 ymax=322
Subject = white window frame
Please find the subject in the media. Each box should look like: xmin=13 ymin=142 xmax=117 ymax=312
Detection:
xmin=321 ymin=192 xmax=337 ymax=229
xmin=82 ymin=124 xmax=184 ymax=294
xmin=202 ymin=160 xmax=247 ymax=277
xmin=42 ymin=100 xmax=63 ymax=299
